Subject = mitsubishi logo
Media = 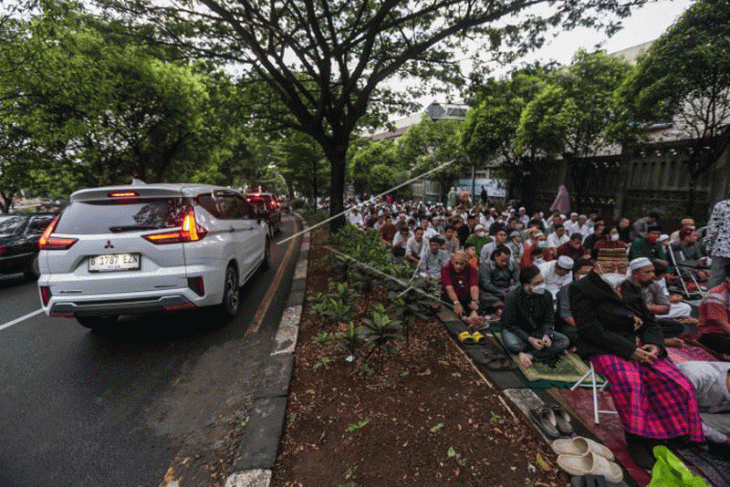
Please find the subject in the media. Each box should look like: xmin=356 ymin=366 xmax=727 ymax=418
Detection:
xmin=104 ymin=241 xmax=114 ymax=249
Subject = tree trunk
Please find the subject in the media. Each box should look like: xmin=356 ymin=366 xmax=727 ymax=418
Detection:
xmin=325 ymin=142 xmax=348 ymax=233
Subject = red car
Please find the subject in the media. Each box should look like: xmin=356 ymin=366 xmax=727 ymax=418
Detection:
xmin=244 ymin=192 xmax=281 ymax=237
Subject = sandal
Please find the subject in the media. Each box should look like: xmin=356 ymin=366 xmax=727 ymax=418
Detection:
xmin=458 ymin=331 xmax=475 ymax=344
xmin=471 ymin=331 xmax=486 ymax=343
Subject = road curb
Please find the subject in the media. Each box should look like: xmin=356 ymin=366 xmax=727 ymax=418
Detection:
xmin=225 ymin=214 xmax=309 ymax=487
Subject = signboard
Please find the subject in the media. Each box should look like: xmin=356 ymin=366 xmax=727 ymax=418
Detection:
xmin=454 ymin=178 xmax=507 ymax=198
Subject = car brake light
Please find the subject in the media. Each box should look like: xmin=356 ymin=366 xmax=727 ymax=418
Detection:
xmin=38 ymin=216 xmax=78 ymax=250
xmin=143 ymin=210 xmax=207 ymax=245
xmin=40 ymin=286 xmax=52 ymax=306
xmin=108 ymin=191 xmax=139 ymax=198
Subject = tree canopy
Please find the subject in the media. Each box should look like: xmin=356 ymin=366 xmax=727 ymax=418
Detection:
xmin=94 ymin=0 xmax=651 ymax=228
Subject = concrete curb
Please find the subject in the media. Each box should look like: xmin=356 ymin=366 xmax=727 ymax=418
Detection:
xmin=225 ymin=214 xmax=309 ymax=487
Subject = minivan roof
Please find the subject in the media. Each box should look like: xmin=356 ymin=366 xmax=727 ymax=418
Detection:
xmin=70 ymin=184 xmax=233 ymax=202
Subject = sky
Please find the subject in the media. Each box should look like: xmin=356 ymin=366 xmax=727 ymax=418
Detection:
xmin=410 ymin=0 xmax=696 ymax=111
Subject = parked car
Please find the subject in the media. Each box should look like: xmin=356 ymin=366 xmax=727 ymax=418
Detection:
xmin=244 ymin=192 xmax=281 ymax=237
xmin=0 ymin=213 xmax=58 ymax=280
xmin=37 ymin=184 xmax=270 ymax=329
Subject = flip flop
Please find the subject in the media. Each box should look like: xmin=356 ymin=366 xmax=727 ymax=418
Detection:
xmin=458 ymin=331 xmax=475 ymax=344
xmin=471 ymin=331 xmax=486 ymax=343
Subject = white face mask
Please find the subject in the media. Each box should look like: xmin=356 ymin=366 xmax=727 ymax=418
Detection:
xmin=477 ymin=231 xmax=486 ymax=237
xmin=531 ymin=283 xmax=546 ymax=294
xmin=533 ymin=258 xmax=545 ymax=265
xmin=611 ymin=233 xmax=620 ymax=241
xmin=601 ymin=273 xmax=626 ymax=288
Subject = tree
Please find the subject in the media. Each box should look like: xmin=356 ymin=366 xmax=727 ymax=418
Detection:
xmin=461 ymin=67 xmax=546 ymax=207
xmin=516 ymin=49 xmax=631 ymax=211
xmin=0 ymin=4 xmax=219 ymax=204
xmin=95 ymin=0 xmax=651 ymax=230
xmin=395 ymin=116 xmax=468 ymax=203
xmin=350 ymin=138 xmax=404 ymax=196
xmin=614 ymin=0 xmax=730 ymax=216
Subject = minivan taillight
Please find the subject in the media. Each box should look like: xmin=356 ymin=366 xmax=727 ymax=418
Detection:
xmin=40 ymin=286 xmax=52 ymax=306
xmin=143 ymin=211 xmax=207 ymax=245
xmin=39 ymin=216 xmax=78 ymax=250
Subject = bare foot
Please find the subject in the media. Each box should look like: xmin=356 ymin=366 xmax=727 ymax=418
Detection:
xmin=518 ymin=353 xmax=534 ymax=368
xmin=664 ymin=337 xmax=685 ymax=348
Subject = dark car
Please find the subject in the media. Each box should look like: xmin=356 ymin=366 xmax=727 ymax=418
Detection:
xmin=244 ymin=192 xmax=281 ymax=237
xmin=0 ymin=213 xmax=57 ymax=280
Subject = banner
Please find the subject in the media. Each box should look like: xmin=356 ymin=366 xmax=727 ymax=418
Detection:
xmin=454 ymin=178 xmax=507 ymax=198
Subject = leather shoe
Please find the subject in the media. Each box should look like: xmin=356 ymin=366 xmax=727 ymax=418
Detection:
xmin=530 ymin=405 xmax=560 ymax=439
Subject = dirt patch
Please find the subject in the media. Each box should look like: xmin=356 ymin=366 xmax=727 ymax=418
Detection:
xmin=271 ymin=228 xmax=570 ymax=487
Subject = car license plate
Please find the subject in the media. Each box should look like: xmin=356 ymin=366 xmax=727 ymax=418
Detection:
xmin=88 ymin=253 xmax=140 ymax=272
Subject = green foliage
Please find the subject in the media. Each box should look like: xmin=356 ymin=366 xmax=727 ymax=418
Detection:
xmin=334 ymin=322 xmax=369 ymax=357
xmin=313 ymin=356 xmax=331 ymax=370
xmin=361 ymin=307 xmax=405 ymax=355
xmin=312 ymin=332 xmax=333 ymax=346
xmin=346 ymin=419 xmax=370 ymax=432
xmin=326 ymin=298 xmax=353 ymax=323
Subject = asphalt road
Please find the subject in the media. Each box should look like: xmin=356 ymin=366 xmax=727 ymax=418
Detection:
xmin=0 ymin=214 xmax=302 ymax=487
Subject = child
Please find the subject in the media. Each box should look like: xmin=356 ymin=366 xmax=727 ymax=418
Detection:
xmin=464 ymin=242 xmax=478 ymax=269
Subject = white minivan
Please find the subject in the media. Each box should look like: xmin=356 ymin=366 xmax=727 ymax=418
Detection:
xmin=37 ymin=183 xmax=271 ymax=329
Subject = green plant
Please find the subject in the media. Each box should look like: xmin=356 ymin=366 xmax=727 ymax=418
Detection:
xmin=346 ymin=419 xmax=370 ymax=431
xmin=335 ymin=321 xmax=368 ymax=358
xmin=327 ymin=298 xmax=353 ymax=323
xmin=313 ymin=356 xmax=331 ymax=369
xmin=308 ymin=292 xmax=326 ymax=306
xmin=312 ymin=332 xmax=333 ymax=346
xmin=310 ymin=301 xmax=330 ymax=318
xmin=328 ymin=281 xmax=359 ymax=302
xmin=361 ymin=307 xmax=404 ymax=368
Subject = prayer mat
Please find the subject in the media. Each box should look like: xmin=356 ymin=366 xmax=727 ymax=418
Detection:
xmin=674 ymin=447 xmax=730 ymax=487
xmin=666 ymin=344 xmax=718 ymax=363
xmin=491 ymin=334 xmax=602 ymax=388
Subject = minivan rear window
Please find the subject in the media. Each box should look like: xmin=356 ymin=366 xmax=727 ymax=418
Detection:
xmin=55 ymin=198 xmax=189 ymax=235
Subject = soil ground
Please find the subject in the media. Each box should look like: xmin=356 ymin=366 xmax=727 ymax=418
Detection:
xmin=270 ymin=228 xmax=571 ymax=487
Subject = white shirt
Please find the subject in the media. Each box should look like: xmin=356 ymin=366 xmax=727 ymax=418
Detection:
xmin=547 ymin=233 xmax=569 ymax=249
xmin=538 ymin=261 xmax=573 ymax=298
xmin=676 ymin=361 xmax=730 ymax=444
xmin=392 ymin=231 xmax=412 ymax=247
xmin=405 ymin=236 xmax=427 ymax=259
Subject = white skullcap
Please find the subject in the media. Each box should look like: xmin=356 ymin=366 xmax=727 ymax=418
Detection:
xmin=659 ymin=234 xmax=669 ymax=242
xmin=557 ymin=256 xmax=574 ymax=270
xmin=629 ymin=257 xmax=653 ymax=272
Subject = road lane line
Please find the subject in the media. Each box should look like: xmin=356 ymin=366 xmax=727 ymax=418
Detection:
xmin=245 ymin=218 xmax=300 ymax=336
xmin=0 ymin=309 xmax=44 ymax=332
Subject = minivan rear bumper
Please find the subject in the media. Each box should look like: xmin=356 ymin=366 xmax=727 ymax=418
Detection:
xmin=48 ymin=294 xmax=196 ymax=317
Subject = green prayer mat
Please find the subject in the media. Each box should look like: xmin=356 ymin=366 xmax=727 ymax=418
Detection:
xmin=490 ymin=334 xmax=605 ymax=389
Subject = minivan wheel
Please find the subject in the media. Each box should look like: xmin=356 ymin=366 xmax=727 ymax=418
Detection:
xmin=77 ymin=315 xmax=119 ymax=330
xmin=262 ymin=238 xmax=271 ymax=270
xmin=220 ymin=264 xmax=240 ymax=319
xmin=24 ymin=255 xmax=41 ymax=280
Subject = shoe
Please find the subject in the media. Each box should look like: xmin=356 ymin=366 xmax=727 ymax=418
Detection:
xmin=557 ymin=451 xmax=623 ymax=484
xmin=529 ymin=405 xmax=560 ymax=439
xmin=551 ymin=404 xmax=575 ymax=436
xmin=458 ymin=331 xmax=475 ymax=344
xmin=625 ymin=433 xmax=657 ymax=470
xmin=552 ymin=437 xmax=615 ymax=461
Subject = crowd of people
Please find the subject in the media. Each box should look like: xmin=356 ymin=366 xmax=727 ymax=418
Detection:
xmin=343 ymin=189 xmax=730 ymax=469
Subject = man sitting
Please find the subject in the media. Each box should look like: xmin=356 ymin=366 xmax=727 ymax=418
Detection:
xmin=441 ymin=250 xmax=480 ymax=326
xmin=405 ymin=227 xmax=427 ymax=266
xmin=557 ymin=233 xmax=590 ymax=261
xmin=669 ymin=227 xmax=710 ymax=282
xmin=555 ymin=258 xmax=593 ymax=348
xmin=480 ymin=228 xmax=509 ymax=263
xmin=538 ymin=255 xmax=574 ymax=299
xmin=479 ymin=246 xmax=519 ymax=312
xmin=629 ymin=225 xmax=669 ymax=268
xmin=378 ymin=215 xmax=398 ymax=247
xmin=620 ymin=257 xmax=685 ymax=346
xmin=419 ymin=236 xmax=450 ymax=279
xmin=570 ymin=249 xmax=704 ymax=469
xmin=466 ymin=224 xmax=491 ymax=258
xmin=441 ymin=225 xmax=461 ymax=254
xmin=546 ymin=223 xmax=569 ymax=257
xmin=500 ymin=266 xmax=570 ymax=368
xmin=389 ymin=226 xmax=411 ymax=264
xmin=697 ymin=262 xmax=730 ymax=360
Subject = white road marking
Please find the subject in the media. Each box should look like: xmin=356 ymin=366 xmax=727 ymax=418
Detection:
xmin=0 ymin=309 xmax=44 ymax=332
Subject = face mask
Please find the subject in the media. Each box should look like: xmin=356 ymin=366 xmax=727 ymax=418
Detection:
xmin=611 ymin=233 xmax=620 ymax=241
xmin=537 ymin=241 xmax=547 ymax=250
xmin=576 ymin=273 xmax=587 ymax=280
xmin=531 ymin=283 xmax=546 ymax=294
xmin=477 ymin=231 xmax=485 ymax=237
xmin=601 ymin=273 xmax=626 ymax=288
xmin=533 ymin=258 xmax=545 ymax=265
